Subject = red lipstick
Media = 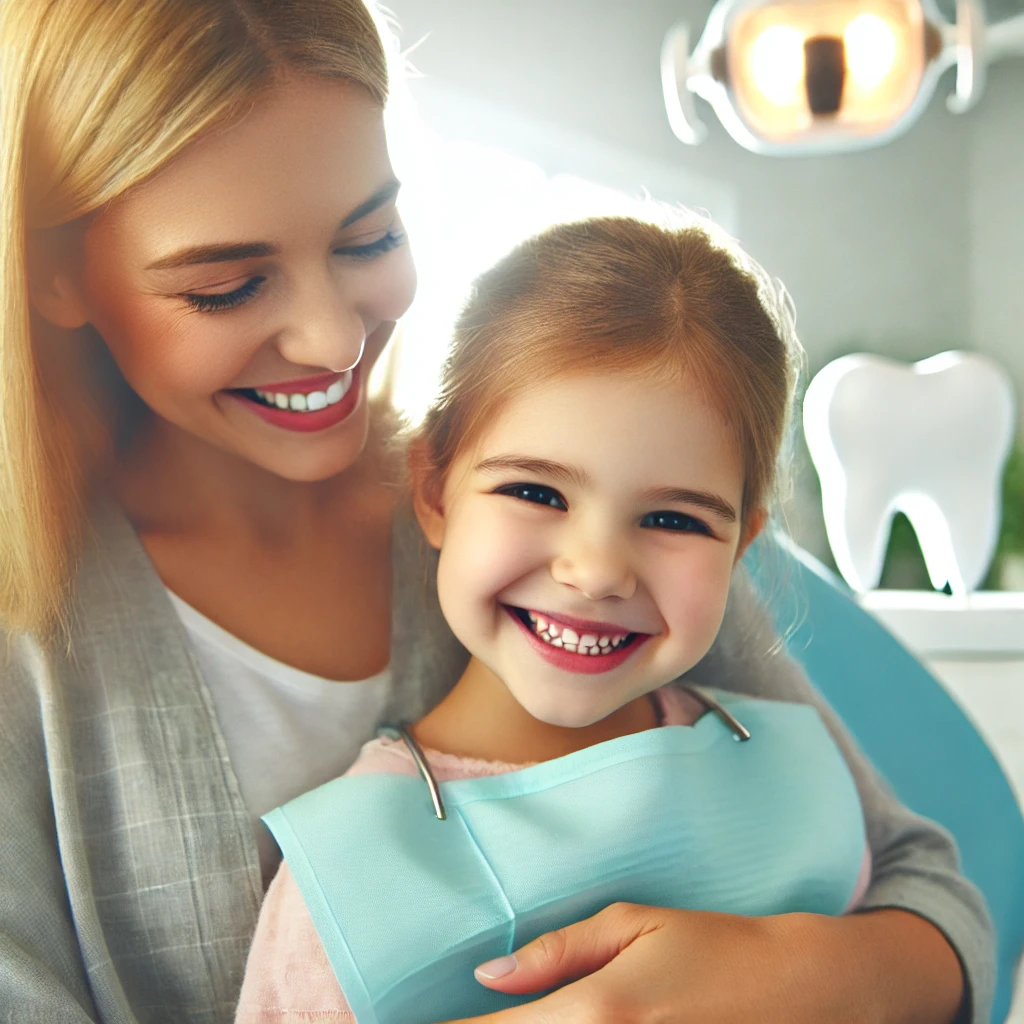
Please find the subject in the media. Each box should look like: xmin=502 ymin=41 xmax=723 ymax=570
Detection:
xmin=225 ymin=365 xmax=361 ymax=434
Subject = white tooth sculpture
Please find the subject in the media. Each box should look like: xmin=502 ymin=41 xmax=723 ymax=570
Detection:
xmin=803 ymin=351 xmax=1015 ymax=596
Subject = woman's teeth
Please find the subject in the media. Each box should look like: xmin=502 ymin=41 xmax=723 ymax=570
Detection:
xmin=252 ymin=370 xmax=353 ymax=412
xmin=525 ymin=610 xmax=632 ymax=655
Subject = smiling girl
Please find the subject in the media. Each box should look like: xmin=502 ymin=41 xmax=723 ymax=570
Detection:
xmin=236 ymin=217 xmax=983 ymax=1024
xmin=0 ymin=1 xmax=992 ymax=1022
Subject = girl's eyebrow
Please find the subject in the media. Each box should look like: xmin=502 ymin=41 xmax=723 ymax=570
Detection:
xmin=476 ymin=455 xmax=737 ymax=521
xmin=144 ymin=178 xmax=402 ymax=271
xmin=475 ymin=455 xmax=587 ymax=489
xmin=643 ymin=487 xmax=737 ymax=522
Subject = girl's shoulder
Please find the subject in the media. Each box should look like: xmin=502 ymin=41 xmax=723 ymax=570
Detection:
xmin=345 ymin=735 xmax=536 ymax=783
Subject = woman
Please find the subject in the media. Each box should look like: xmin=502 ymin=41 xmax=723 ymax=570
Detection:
xmin=0 ymin=1 xmax=992 ymax=1022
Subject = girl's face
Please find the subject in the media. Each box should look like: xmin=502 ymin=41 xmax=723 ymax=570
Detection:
xmin=43 ymin=75 xmax=416 ymax=482
xmin=418 ymin=372 xmax=765 ymax=729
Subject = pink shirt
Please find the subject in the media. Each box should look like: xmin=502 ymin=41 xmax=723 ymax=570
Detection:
xmin=235 ymin=687 xmax=871 ymax=1022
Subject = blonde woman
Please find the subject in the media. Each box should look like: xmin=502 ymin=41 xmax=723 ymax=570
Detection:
xmin=0 ymin=2 xmax=992 ymax=1023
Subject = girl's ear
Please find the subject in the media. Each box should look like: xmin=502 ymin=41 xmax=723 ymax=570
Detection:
xmin=408 ymin=441 xmax=446 ymax=550
xmin=28 ymin=229 xmax=90 ymax=329
xmin=734 ymin=506 xmax=768 ymax=563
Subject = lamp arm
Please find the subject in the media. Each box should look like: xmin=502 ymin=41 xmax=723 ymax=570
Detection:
xmin=661 ymin=23 xmax=709 ymax=145
xmin=985 ymin=11 xmax=1024 ymax=63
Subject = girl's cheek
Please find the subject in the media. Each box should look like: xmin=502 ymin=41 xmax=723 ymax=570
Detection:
xmin=440 ymin=503 xmax=549 ymax=603
xmin=655 ymin=549 xmax=737 ymax=637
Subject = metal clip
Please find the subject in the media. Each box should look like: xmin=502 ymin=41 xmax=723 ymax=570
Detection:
xmin=681 ymin=685 xmax=752 ymax=742
xmin=378 ymin=725 xmax=447 ymax=820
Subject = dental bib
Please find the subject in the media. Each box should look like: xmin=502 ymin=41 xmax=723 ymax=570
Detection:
xmin=264 ymin=690 xmax=865 ymax=1024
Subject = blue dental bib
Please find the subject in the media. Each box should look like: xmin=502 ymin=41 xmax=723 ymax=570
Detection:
xmin=264 ymin=691 xmax=865 ymax=1024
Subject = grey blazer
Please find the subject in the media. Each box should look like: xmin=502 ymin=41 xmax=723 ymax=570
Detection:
xmin=0 ymin=496 xmax=993 ymax=1024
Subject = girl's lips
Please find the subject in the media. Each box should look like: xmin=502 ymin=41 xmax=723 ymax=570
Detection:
xmin=522 ymin=608 xmax=642 ymax=636
xmin=504 ymin=605 xmax=649 ymax=676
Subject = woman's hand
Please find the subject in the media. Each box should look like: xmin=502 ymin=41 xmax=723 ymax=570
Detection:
xmin=441 ymin=903 xmax=965 ymax=1024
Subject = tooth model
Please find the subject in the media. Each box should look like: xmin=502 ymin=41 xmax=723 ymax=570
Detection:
xmin=803 ymin=351 xmax=1016 ymax=596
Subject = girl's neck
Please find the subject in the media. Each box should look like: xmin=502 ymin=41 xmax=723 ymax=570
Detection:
xmin=410 ymin=657 xmax=660 ymax=765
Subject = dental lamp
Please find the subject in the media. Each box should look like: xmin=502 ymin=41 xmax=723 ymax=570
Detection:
xmin=662 ymin=0 xmax=1024 ymax=154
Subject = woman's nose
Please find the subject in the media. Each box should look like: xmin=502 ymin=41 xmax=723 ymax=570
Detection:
xmin=550 ymin=529 xmax=637 ymax=601
xmin=275 ymin=272 xmax=366 ymax=373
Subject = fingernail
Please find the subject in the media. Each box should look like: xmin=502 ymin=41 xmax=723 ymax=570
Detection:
xmin=474 ymin=954 xmax=518 ymax=979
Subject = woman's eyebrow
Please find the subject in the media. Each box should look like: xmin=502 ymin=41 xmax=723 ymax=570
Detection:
xmin=339 ymin=178 xmax=401 ymax=228
xmin=144 ymin=178 xmax=402 ymax=271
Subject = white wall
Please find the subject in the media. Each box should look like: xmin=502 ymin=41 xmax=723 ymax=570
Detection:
xmin=968 ymin=61 xmax=1024 ymax=437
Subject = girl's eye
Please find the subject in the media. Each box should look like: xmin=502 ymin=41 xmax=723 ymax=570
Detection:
xmin=640 ymin=510 xmax=712 ymax=535
xmin=183 ymin=276 xmax=264 ymax=314
xmin=334 ymin=229 xmax=406 ymax=261
xmin=496 ymin=483 xmax=568 ymax=510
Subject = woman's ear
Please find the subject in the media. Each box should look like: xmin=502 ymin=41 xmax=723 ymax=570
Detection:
xmin=28 ymin=227 xmax=90 ymax=329
xmin=735 ymin=506 xmax=768 ymax=563
xmin=408 ymin=442 xmax=447 ymax=550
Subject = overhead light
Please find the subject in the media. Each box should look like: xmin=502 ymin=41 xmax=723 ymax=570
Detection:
xmin=662 ymin=0 xmax=1024 ymax=154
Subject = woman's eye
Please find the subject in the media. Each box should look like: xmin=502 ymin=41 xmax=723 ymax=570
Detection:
xmin=496 ymin=483 xmax=568 ymax=510
xmin=179 ymin=229 xmax=406 ymax=314
xmin=640 ymin=510 xmax=711 ymax=535
xmin=182 ymin=276 xmax=264 ymax=314
xmin=334 ymin=229 xmax=406 ymax=261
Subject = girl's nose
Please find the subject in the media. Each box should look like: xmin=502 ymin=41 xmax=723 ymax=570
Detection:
xmin=550 ymin=532 xmax=637 ymax=601
xmin=275 ymin=272 xmax=366 ymax=372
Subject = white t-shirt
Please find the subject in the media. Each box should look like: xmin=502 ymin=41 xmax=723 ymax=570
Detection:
xmin=167 ymin=591 xmax=392 ymax=886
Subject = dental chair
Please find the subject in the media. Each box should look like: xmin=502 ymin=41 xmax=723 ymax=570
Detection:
xmin=743 ymin=536 xmax=1024 ymax=1023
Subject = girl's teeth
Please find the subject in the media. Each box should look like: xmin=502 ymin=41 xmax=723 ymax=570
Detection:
xmin=526 ymin=612 xmax=631 ymax=656
xmin=254 ymin=370 xmax=353 ymax=412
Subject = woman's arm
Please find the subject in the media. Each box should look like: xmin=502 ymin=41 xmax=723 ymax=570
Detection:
xmin=684 ymin=565 xmax=993 ymax=1022
xmin=0 ymin=639 xmax=102 ymax=1023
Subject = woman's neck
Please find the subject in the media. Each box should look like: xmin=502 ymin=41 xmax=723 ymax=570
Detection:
xmin=113 ymin=412 xmax=393 ymax=546
xmin=411 ymin=657 xmax=660 ymax=764
xmin=111 ymin=411 xmax=401 ymax=681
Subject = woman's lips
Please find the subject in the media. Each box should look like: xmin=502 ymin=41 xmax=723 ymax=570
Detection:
xmin=250 ymin=370 xmax=347 ymax=394
xmin=224 ymin=364 xmax=361 ymax=434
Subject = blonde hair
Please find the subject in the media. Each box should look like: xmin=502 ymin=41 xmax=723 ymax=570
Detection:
xmin=0 ymin=0 xmax=392 ymax=634
xmin=414 ymin=215 xmax=802 ymax=524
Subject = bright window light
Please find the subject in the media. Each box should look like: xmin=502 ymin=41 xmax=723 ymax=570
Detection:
xmin=391 ymin=134 xmax=697 ymax=423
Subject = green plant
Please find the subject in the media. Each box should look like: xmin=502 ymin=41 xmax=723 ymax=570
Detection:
xmin=879 ymin=436 xmax=1024 ymax=590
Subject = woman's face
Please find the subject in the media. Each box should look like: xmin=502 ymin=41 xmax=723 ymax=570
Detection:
xmin=62 ymin=75 xmax=416 ymax=481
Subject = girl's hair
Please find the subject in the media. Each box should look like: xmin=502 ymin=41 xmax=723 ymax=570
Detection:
xmin=0 ymin=0 xmax=392 ymax=634
xmin=414 ymin=215 xmax=802 ymax=525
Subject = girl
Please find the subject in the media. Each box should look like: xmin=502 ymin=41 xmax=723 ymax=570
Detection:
xmin=0 ymin=0 xmax=990 ymax=1021
xmin=236 ymin=216 xmax=973 ymax=1024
